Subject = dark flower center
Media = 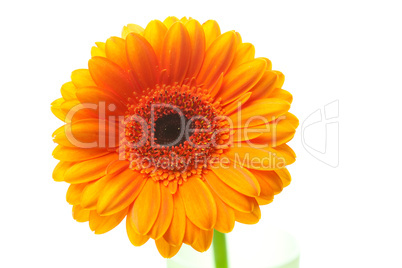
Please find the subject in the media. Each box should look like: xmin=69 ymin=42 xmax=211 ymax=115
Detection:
xmin=154 ymin=113 xmax=188 ymax=146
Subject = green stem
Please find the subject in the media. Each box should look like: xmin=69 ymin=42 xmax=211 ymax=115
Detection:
xmin=212 ymin=230 xmax=228 ymax=268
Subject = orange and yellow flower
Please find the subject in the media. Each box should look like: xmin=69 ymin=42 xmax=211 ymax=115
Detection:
xmin=51 ymin=16 xmax=298 ymax=258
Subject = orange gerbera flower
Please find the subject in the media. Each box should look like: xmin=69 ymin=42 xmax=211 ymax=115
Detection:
xmin=51 ymin=16 xmax=298 ymax=258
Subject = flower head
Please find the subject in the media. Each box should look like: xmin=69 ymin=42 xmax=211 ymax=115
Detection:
xmin=51 ymin=16 xmax=298 ymax=258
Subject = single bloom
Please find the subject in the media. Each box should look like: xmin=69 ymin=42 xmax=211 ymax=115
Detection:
xmin=51 ymin=16 xmax=298 ymax=258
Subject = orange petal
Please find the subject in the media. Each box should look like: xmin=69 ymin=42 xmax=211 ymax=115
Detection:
xmin=225 ymin=143 xmax=296 ymax=170
xmin=164 ymin=193 xmax=186 ymax=246
xmin=147 ymin=185 xmax=174 ymax=240
xmin=52 ymin=145 xmax=109 ymax=161
xmin=52 ymin=119 xmax=119 ymax=149
xmin=204 ymin=171 xmax=254 ymax=213
xmin=97 ymin=169 xmax=146 ymax=216
xmin=126 ymin=205 xmax=150 ymax=246
xmin=60 ymin=82 xmax=77 ymax=101
xmin=91 ymin=47 xmax=103 ymax=58
xmin=105 ymin=159 xmax=130 ymax=174
xmin=126 ymin=33 xmax=159 ymax=90
xmin=234 ymin=32 xmax=242 ymax=45
xmin=75 ymin=86 xmax=127 ymax=115
xmin=269 ymin=88 xmax=293 ymax=103
xmin=249 ymin=170 xmax=275 ymax=200
xmin=279 ymin=143 xmax=296 ymax=158
xmin=248 ymin=70 xmax=282 ymax=102
xmin=197 ymin=31 xmax=237 ymax=89
xmin=72 ymin=205 xmax=90 ymax=222
xmin=180 ymin=16 xmax=190 ymax=24
xmin=51 ymin=98 xmax=67 ymax=122
xmin=232 ymin=128 xmax=262 ymax=142
xmin=256 ymin=196 xmax=273 ymax=206
xmin=228 ymin=43 xmax=255 ymax=72
xmin=223 ymin=92 xmax=252 ymax=116
xmin=251 ymin=169 xmax=284 ymax=194
xmin=168 ymin=180 xmax=178 ymax=194
xmin=259 ymin=57 xmax=273 ymax=70
xmin=71 ymin=69 xmax=96 ymax=88
xmin=155 ymin=237 xmax=182 ymax=258
xmin=81 ymin=175 xmax=113 ymax=210
xmin=161 ymin=22 xmax=191 ymax=85
xmin=274 ymin=70 xmax=285 ymax=89
xmin=143 ymin=20 xmax=168 ymax=60
xmin=185 ymin=19 xmax=205 ymax=79
xmin=211 ymin=165 xmax=260 ymax=197
xmin=206 ymin=184 xmax=235 ymax=233
xmin=89 ymin=208 xmax=128 ymax=234
xmin=208 ymin=72 xmax=224 ymax=98
xmin=275 ymin=168 xmax=291 ymax=188
xmin=183 ymin=218 xmax=200 ymax=245
xmin=247 ymin=117 xmax=297 ymax=147
xmin=59 ymin=100 xmax=98 ymax=123
xmin=80 ymin=161 xmax=128 ymax=208
xmin=163 ymin=16 xmax=179 ymax=29
xmin=88 ymin=56 xmax=135 ymax=98
xmin=179 ymin=176 xmax=217 ymax=230
xmin=96 ymin=42 xmax=106 ymax=51
xmin=284 ymin=112 xmax=299 ymax=128
xmin=105 ymin=37 xmax=130 ymax=70
xmin=229 ymin=98 xmax=290 ymax=128
xmin=129 ymin=179 xmax=161 ymax=235
xmin=52 ymin=161 xmax=75 ymax=182
xmin=66 ymin=183 xmax=87 ymax=205
xmin=91 ymin=42 xmax=106 ymax=58
xmin=121 ymin=24 xmax=144 ymax=39
xmin=202 ymin=20 xmax=221 ymax=49
xmin=63 ymin=153 xmax=118 ymax=184
xmin=191 ymin=229 xmax=213 ymax=252
xmin=234 ymin=203 xmax=261 ymax=224
xmin=218 ymin=59 xmax=267 ymax=105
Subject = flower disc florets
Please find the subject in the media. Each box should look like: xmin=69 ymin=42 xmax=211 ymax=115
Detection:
xmin=120 ymin=84 xmax=230 ymax=186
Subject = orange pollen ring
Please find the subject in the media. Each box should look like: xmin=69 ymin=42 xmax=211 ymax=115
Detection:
xmin=118 ymin=84 xmax=231 ymax=188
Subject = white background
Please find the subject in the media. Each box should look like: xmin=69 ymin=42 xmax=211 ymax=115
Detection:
xmin=1 ymin=0 xmax=401 ymax=267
